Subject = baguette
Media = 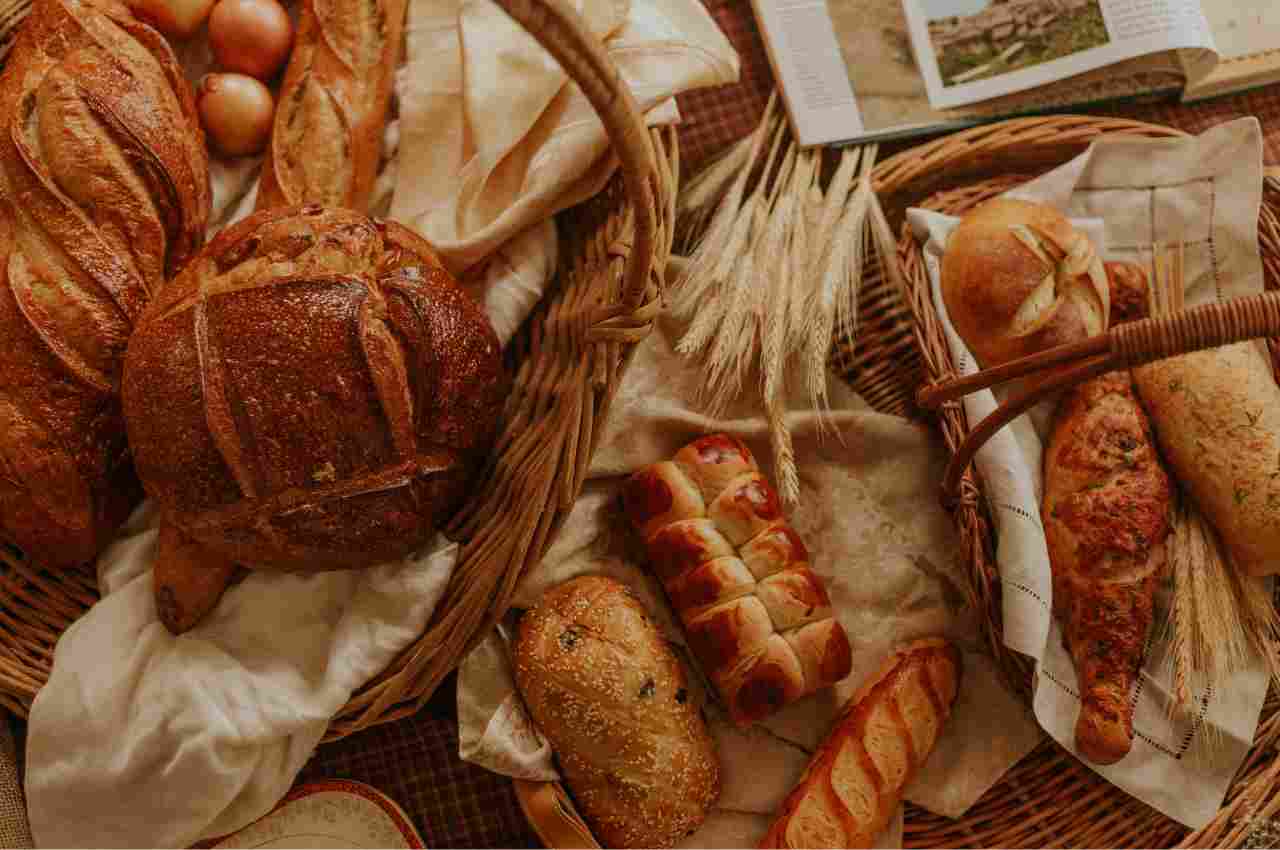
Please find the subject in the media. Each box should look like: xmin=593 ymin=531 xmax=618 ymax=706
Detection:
xmin=513 ymin=575 xmax=720 ymax=849
xmin=759 ymin=639 xmax=961 ymax=849
xmin=622 ymin=434 xmax=852 ymax=726
xmin=255 ymin=0 xmax=406 ymax=212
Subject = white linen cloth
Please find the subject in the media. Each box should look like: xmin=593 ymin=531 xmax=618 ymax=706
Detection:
xmin=907 ymin=118 xmax=1270 ymax=830
xmin=25 ymin=505 xmax=456 ymax=848
xmin=23 ymin=0 xmax=739 ymax=845
xmin=390 ymin=0 xmax=738 ymax=342
xmin=454 ymin=307 xmax=1046 ymax=846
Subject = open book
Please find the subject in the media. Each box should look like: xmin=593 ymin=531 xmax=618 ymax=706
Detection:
xmin=751 ymin=0 xmax=1280 ymax=147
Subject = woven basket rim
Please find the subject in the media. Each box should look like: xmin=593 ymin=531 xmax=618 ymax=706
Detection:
xmin=888 ymin=114 xmax=1280 ymax=849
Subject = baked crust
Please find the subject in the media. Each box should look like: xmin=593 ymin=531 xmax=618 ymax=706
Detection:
xmin=0 ymin=0 xmax=209 ymax=567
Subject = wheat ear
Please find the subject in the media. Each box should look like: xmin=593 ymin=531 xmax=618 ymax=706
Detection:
xmin=672 ymin=92 xmax=779 ymax=320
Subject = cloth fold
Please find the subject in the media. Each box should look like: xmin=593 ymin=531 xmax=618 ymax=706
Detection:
xmin=455 ymin=310 xmax=1044 ymax=846
xmin=25 ymin=505 xmax=456 ymax=849
xmin=907 ymin=118 xmax=1270 ymax=830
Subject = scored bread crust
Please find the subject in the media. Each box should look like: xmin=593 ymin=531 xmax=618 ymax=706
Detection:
xmin=759 ymin=639 xmax=961 ymax=849
xmin=0 ymin=0 xmax=209 ymax=567
xmin=622 ymin=434 xmax=853 ymax=726
xmin=513 ymin=575 xmax=720 ymax=849
xmin=255 ymin=0 xmax=406 ymax=212
xmin=122 ymin=205 xmax=505 ymax=571
xmin=941 ymin=198 xmax=1108 ymax=370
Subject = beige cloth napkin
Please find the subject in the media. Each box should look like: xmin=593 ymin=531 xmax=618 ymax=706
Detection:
xmin=907 ymin=118 xmax=1269 ymax=830
xmin=390 ymin=0 xmax=739 ymax=341
xmin=456 ymin=308 xmax=1045 ymax=845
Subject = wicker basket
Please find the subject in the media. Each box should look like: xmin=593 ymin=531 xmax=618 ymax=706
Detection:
xmin=0 ymin=0 xmax=677 ymax=741
xmin=884 ymin=115 xmax=1280 ymax=849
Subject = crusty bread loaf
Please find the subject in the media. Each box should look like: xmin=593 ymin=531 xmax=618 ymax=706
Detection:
xmin=623 ymin=434 xmax=852 ymax=726
xmin=513 ymin=575 xmax=720 ymax=849
xmin=941 ymin=199 xmax=1108 ymax=369
xmin=1043 ymin=371 xmax=1172 ymax=764
xmin=0 ymin=0 xmax=209 ymax=568
xmin=759 ymin=639 xmax=961 ymax=849
xmin=255 ymin=0 xmax=405 ymax=212
xmin=1134 ymin=340 xmax=1280 ymax=576
xmin=122 ymin=206 xmax=505 ymax=581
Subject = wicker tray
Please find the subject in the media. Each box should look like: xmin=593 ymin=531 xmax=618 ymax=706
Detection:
xmin=0 ymin=0 xmax=677 ymax=742
xmin=883 ymin=116 xmax=1280 ymax=849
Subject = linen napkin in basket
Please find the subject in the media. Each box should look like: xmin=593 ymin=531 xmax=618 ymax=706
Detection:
xmin=454 ymin=309 xmax=1045 ymax=846
xmin=907 ymin=117 xmax=1269 ymax=830
xmin=24 ymin=505 xmax=456 ymax=849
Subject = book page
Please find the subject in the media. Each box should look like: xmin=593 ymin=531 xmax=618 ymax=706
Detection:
xmin=1182 ymin=0 xmax=1280 ymax=100
xmin=904 ymin=0 xmax=1214 ymax=110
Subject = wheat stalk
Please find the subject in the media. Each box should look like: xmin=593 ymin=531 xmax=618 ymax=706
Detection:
xmin=677 ymin=133 xmax=756 ymax=251
xmin=677 ymin=110 xmax=788 ymax=360
xmin=672 ymin=92 xmax=779 ymax=321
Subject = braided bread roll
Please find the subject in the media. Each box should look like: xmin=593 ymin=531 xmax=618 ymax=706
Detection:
xmin=0 ymin=0 xmax=209 ymax=568
xmin=623 ymin=434 xmax=853 ymax=726
xmin=255 ymin=0 xmax=405 ymax=211
xmin=760 ymin=639 xmax=961 ymax=849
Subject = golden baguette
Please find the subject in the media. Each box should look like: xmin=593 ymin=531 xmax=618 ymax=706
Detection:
xmin=759 ymin=639 xmax=961 ymax=849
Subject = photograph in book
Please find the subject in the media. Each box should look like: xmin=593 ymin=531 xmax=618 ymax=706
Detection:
xmin=925 ymin=0 xmax=1111 ymax=87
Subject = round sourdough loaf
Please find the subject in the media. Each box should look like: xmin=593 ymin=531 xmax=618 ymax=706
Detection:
xmin=941 ymin=198 xmax=1109 ymax=369
xmin=122 ymin=205 xmax=505 ymax=571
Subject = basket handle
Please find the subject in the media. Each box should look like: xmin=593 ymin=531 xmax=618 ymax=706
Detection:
xmin=925 ymin=289 xmax=1280 ymax=505
xmin=492 ymin=0 xmax=659 ymax=310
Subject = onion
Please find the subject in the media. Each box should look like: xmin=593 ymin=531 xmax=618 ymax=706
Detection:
xmin=196 ymin=73 xmax=275 ymax=158
xmin=208 ymin=0 xmax=294 ymax=80
xmin=127 ymin=0 xmax=217 ymax=39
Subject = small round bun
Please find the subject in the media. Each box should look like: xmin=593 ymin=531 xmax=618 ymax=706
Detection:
xmin=941 ymin=198 xmax=1108 ymax=369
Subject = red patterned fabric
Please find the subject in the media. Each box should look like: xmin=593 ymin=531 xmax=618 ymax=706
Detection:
xmin=299 ymin=674 xmax=539 ymax=849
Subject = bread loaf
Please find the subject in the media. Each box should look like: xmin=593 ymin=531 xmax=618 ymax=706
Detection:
xmin=941 ymin=199 xmax=1108 ymax=369
xmin=0 ymin=0 xmax=209 ymax=568
xmin=759 ymin=639 xmax=961 ymax=849
xmin=1134 ymin=341 xmax=1280 ymax=576
xmin=255 ymin=0 xmax=405 ymax=212
xmin=1043 ymin=371 xmax=1172 ymax=764
xmin=623 ymin=434 xmax=852 ymax=726
xmin=122 ymin=206 xmax=505 ymax=578
xmin=513 ymin=575 xmax=720 ymax=849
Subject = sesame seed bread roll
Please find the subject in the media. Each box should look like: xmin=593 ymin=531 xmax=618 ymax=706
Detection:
xmin=513 ymin=575 xmax=720 ymax=848
xmin=760 ymin=639 xmax=961 ymax=849
xmin=623 ymin=434 xmax=853 ymax=726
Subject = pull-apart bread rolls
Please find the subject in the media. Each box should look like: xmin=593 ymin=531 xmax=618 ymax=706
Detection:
xmin=123 ymin=207 xmax=505 ymax=630
xmin=256 ymin=0 xmax=406 ymax=211
xmin=623 ymin=434 xmax=853 ymax=726
xmin=760 ymin=639 xmax=961 ymax=849
xmin=0 ymin=0 xmax=209 ymax=567
xmin=514 ymin=575 xmax=720 ymax=849
xmin=942 ymin=199 xmax=1108 ymax=369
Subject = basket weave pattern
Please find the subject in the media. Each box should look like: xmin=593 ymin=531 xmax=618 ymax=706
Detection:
xmin=888 ymin=117 xmax=1280 ymax=848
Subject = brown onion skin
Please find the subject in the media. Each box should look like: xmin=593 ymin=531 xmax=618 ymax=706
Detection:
xmin=196 ymin=73 xmax=275 ymax=158
xmin=127 ymin=0 xmax=217 ymax=39
xmin=208 ymin=0 xmax=294 ymax=80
